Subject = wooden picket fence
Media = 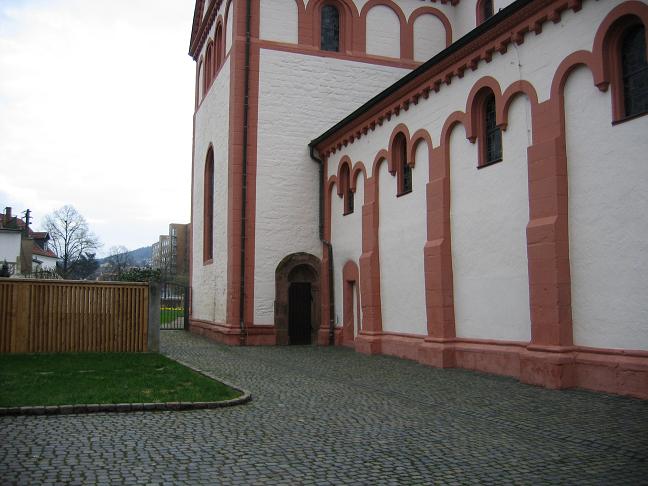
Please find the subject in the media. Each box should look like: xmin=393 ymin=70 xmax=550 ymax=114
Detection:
xmin=0 ymin=279 xmax=155 ymax=353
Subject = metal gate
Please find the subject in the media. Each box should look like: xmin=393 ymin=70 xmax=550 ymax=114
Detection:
xmin=160 ymin=282 xmax=189 ymax=330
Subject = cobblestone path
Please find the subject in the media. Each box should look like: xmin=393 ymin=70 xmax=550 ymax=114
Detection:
xmin=2 ymin=331 xmax=647 ymax=485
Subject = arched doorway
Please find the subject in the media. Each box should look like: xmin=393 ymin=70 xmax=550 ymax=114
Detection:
xmin=275 ymin=253 xmax=321 ymax=345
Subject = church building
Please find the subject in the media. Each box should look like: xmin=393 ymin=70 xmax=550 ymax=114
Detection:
xmin=187 ymin=0 xmax=648 ymax=399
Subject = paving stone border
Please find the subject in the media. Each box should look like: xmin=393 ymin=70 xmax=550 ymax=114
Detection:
xmin=0 ymin=358 xmax=252 ymax=417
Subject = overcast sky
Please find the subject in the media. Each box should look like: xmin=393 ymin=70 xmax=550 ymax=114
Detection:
xmin=0 ymin=0 xmax=196 ymax=256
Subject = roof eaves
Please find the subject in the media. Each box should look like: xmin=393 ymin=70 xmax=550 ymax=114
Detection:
xmin=309 ymin=0 xmax=534 ymax=150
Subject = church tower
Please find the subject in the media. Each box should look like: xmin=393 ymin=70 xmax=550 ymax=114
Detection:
xmin=188 ymin=0 xmax=456 ymax=346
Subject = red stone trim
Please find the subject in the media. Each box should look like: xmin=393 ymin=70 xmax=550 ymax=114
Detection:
xmin=358 ymin=330 xmax=648 ymax=399
xmin=421 ymin=113 xmax=461 ymax=367
xmin=355 ymin=154 xmax=383 ymax=353
xmin=304 ymin=0 xmax=359 ymax=54
xmin=314 ymin=0 xmax=586 ymax=157
xmin=410 ymin=129 xmax=434 ymax=175
xmin=476 ymin=0 xmax=493 ymax=27
xmin=358 ymin=0 xmax=409 ymax=58
xmin=190 ymin=0 xmax=226 ymax=59
xmin=465 ymin=76 xmax=503 ymax=141
xmin=335 ymin=156 xmax=353 ymax=196
xmin=204 ymin=39 xmax=214 ymax=95
xmin=341 ymin=260 xmax=360 ymax=346
xmin=337 ymin=158 xmax=354 ymax=215
xmin=254 ymin=39 xmax=420 ymax=70
xmin=408 ymin=6 xmax=453 ymax=54
xmin=465 ymin=77 xmax=504 ymax=168
xmin=189 ymin=112 xmax=196 ymax=316
xmin=350 ymin=161 xmax=367 ymax=193
xmin=275 ymin=253 xmax=322 ymax=345
xmin=203 ymin=146 xmax=214 ymax=263
xmin=190 ymin=318 xmax=276 ymax=346
xmin=196 ymin=57 xmax=204 ymax=108
xmin=370 ymin=149 xmax=389 ymax=177
xmin=222 ymin=0 xmax=261 ymax=333
xmin=215 ymin=19 xmax=224 ymax=70
xmin=592 ymin=2 xmax=648 ymax=121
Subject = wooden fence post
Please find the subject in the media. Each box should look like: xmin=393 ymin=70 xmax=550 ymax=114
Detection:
xmin=10 ymin=282 xmax=30 ymax=352
xmin=147 ymin=282 xmax=160 ymax=352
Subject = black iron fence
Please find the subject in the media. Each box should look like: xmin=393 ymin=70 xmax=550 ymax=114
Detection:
xmin=160 ymin=282 xmax=188 ymax=330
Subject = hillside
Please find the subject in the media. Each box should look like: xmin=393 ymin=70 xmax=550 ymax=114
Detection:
xmin=99 ymin=246 xmax=152 ymax=266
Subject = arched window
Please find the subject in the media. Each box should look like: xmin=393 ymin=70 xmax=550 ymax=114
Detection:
xmin=621 ymin=25 xmax=648 ymax=118
xmin=393 ymin=133 xmax=411 ymax=196
xmin=197 ymin=59 xmax=204 ymax=104
xmin=203 ymin=148 xmax=214 ymax=263
xmin=339 ymin=163 xmax=354 ymax=215
xmin=476 ymin=0 xmax=494 ymax=26
xmin=215 ymin=24 xmax=224 ymax=72
xmin=204 ymin=41 xmax=213 ymax=93
xmin=321 ymin=4 xmax=340 ymax=52
xmin=483 ymin=92 xmax=502 ymax=165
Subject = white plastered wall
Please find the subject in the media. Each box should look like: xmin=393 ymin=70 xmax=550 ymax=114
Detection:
xmin=366 ymin=5 xmax=400 ymax=58
xmin=201 ymin=1 xmax=229 ymax=58
xmin=260 ymin=0 xmax=298 ymax=44
xmin=330 ymin=171 xmax=364 ymax=330
xmin=413 ymin=13 xmax=447 ymax=62
xmin=565 ymin=66 xmax=648 ymax=351
xmin=378 ymin=142 xmax=429 ymax=336
xmin=321 ymin=1 xmax=625 ymax=344
xmin=449 ymin=97 xmax=532 ymax=342
xmin=254 ymin=49 xmax=409 ymax=324
xmin=192 ymin=58 xmax=230 ymax=324
xmin=35 ymin=255 xmax=58 ymax=271
xmin=0 ymin=232 xmax=21 ymax=263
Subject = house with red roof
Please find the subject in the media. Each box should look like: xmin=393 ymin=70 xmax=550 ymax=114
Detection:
xmin=0 ymin=207 xmax=58 ymax=276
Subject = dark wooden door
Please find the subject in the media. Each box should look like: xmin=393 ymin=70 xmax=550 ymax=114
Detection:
xmin=289 ymin=283 xmax=312 ymax=345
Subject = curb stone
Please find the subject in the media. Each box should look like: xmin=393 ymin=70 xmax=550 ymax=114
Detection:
xmin=0 ymin=359 xmax=252 ymax=416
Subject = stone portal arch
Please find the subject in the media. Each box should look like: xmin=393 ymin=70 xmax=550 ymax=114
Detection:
xmin=275 ymin=253 xmax=321 ymax=345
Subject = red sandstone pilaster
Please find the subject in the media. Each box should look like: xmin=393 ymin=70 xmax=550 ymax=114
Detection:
xmin=520 ymin=99 xmax=575 ymax=388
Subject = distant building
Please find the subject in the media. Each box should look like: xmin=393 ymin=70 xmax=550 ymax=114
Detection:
xmin=151 ymin=223 xmax=189 ymax=281
xmin=0 ymin=206 xmax=58 ymax=276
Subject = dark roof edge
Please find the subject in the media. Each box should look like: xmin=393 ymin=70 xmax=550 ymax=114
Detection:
xmin=309 ymin=0 xmax=534 ymax=150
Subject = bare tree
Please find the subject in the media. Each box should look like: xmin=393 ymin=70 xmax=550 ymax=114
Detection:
xmin=105 ymin=246 xmax=133 ymax=279
xmin=44 ymin=205 xmax=101 ymax=279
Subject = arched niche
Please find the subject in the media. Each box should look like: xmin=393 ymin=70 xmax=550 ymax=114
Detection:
xmin=275 ymin=253 xmax=321 ymax=345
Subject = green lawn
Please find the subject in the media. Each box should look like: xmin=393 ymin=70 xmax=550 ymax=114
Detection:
xmin=0 ymin=353 xmax=241 ymax=407
xmin=161 ymin=307 xmax=184 ymax=325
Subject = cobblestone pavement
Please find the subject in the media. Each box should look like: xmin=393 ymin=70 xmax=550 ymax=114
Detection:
xmin=2 ymin=331 xmax=647 ymax=485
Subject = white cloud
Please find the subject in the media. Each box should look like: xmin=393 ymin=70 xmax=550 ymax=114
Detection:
xmin=0 ymin=0 xmax=196 ymax=255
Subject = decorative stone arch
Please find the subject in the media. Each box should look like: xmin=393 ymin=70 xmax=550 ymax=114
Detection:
xmin=358 ymin=0 xmax=408 ymax=57
xmin=275 ymin=253 xmax=321 ymax=345
xmin=341 ymin=260 xmax=360 ymax=346
xmin=304 ymin=0 xmax=359 ymax=53
xmin=408 ymin=6 xmax=452 ymax=53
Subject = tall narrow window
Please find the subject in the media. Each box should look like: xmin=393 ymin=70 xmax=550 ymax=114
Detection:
xmin=621 ymin=25 xmax=648 ymax=117
xmin=204 ymin=42 xmax=213 ymax=93
xmin=394 ymin=133 xmax=412 ymax=196
xmin=197 ymin=60 xmax=204 ymax=103
xmin=203 ymin=148 xmax=214 ymax=263
xmin=477 ymin=0 xmax=494 ymax=25
xmin=483 ymin=92 xmax=502 ymax=165
xmin=215 ymin=24 xmax=223 ymax=73
xmin=321 ymin=5 xmax=340 ymax=52
xmin=340 ymin=163 xmax=354 ymax=215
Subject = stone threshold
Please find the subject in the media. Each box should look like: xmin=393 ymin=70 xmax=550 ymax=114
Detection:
xmin=0 ymin=358 xmax=252 ymax=416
